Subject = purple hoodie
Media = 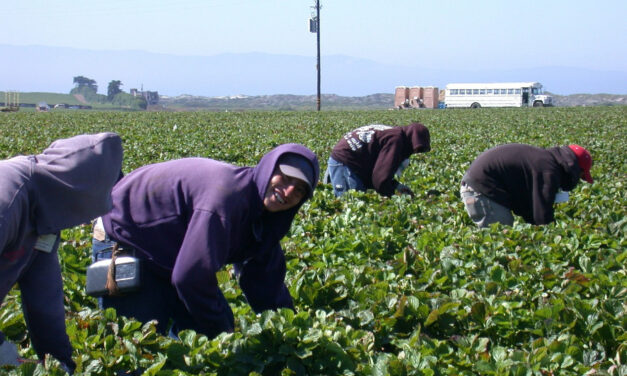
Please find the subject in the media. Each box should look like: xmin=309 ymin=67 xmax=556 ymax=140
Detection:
xmin=101 ymin=143 xmax=319 ymax=337
xmin=331 ymin=123 xmax=431 ymax=196
xmin=0 ymin=133 xmax=123 ymax=368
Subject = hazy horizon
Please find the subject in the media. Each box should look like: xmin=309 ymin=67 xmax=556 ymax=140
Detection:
xmin=2 ymin=1 xmax=625 ymax=96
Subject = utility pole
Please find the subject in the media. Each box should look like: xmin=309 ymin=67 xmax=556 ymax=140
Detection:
xmin=310 ymin=1 xmax=321 ymax=111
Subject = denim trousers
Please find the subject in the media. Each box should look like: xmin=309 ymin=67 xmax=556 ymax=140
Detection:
xmin=91 ymin=235 xmax=200 ymax=337
xmin=326 ymin=157 xmax=366 ymax=197
xmin=459 ymin=181 xmax=514 ymax=228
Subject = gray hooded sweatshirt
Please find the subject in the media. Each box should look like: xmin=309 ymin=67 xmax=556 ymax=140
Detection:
xmin=0 ymin=132 xmax=123 ymax=369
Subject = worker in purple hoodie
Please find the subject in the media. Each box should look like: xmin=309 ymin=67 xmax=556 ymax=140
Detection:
xmin=0 ymin=133 xmax=123 ymax=372
xmin=92 ymin=143 xmax=319 ymax=340
xmin=326 ymin=122 xmax=431 ymax=197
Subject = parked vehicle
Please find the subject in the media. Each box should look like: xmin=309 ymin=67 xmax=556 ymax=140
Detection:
xmin=444 ymin=82 xmax=553 ymax=108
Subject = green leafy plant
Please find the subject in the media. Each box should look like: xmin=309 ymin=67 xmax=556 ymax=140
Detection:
xmin=0 ymin=106 xmax=624 ymax=374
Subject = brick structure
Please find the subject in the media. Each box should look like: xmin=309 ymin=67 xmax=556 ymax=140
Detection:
xmin=394 ymin=86 xmax=409 ymax=108
xmin=409 ymin=86 xmax=424 ymax=108
xmin=394 ymin=85 xmax=441 ymax=109
xmin=422 ymin=87 xmax=439 ymax=109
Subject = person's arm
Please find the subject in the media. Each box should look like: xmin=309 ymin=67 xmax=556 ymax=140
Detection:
xmin=171 ymin=210 xmax=235 ymax=338
xmin=236 ymin=243 xmax=294 ymax=313
xmin=19 ymin=249 xmax=76 ymax=372
xmin=372 ymin=144 xmax=406 ymax=197
xmin=531 ymin=172 xmax=558 ymax=225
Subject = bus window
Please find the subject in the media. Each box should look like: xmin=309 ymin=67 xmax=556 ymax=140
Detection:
xmin=473 ymin=89 xmax=479 ymax=95
xmin=450 ymin=89 xmax=458 ymax=95
xmin=532 ymin=88 xmax=539 ymax=94
xmin=480 ymin=89 xmax=486 ymax=95
xmin=515 ymin=89 xmax=521 ymax=94
xmin=507 ymin=89 xmax=514 ymax=95
xmin=501 ymin=89 xmax=507 ymax=94
xmin=487 ymin=89 xmax=493 ymax=94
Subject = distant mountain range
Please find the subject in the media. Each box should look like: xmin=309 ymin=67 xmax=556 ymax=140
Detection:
xmin=1 ymin=44 xmax=625 ymax=97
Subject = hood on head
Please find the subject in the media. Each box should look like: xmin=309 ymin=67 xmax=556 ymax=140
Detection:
xmin=254 ymin=143 xmax=320 ymax=201
xmin=550 ymin=146 xmax=583 ymax=192
xmin=568 ymin=144 xmax=593 ymax=183
xmin=33 ymin=133 xmax=123 ymax=234
xmin=251 ymin=143 xmax=319 ymax=244
xmin=402 ymin=123 xmax=431 ymax=154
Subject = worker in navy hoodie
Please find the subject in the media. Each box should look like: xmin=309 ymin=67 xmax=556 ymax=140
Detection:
xmin=0 ymin=133 xmax=123 ymax=372
xmin=460 ymin=143 xmax=594 ymax=227
xmin=326 ymin=122 xmax=431 ymax=197
xmin=92 ymin=143 xmax=319 ymax=340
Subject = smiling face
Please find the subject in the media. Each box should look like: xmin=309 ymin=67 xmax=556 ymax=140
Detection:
xmin=263 ymin=166 xmax=309 ymax=212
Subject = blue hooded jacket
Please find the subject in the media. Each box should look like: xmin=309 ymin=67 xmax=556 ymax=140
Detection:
xmin=0 ymin=133 xmax=123 ymax=369
xmin=102 ymin=143 xmax=319 ymax=337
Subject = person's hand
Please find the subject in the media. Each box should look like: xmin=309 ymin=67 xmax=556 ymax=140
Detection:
xmin=0 ymin=340 xmax=20 ymax=366
xmin=59 ymin=361 xmax=75 ymax=375
xmin=396 ymin=183 xmax=415 ymax=197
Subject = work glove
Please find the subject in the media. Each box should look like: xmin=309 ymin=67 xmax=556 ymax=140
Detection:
xmin=396 ymin=183 xmax=415 ymax=198
xmin=0 ymin=340 xmax=20 ymax=366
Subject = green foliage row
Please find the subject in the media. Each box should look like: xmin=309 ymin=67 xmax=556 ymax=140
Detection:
xmin=0 ymin=107 xmax=625 ymax=375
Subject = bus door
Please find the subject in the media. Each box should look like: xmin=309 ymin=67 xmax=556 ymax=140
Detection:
xmin=522 ymin=88 xmax=530 ymax=106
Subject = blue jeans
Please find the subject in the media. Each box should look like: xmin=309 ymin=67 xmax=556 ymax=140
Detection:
xmin=327 ymin=157 xmax=366 ymax=197
xmin=91 ymin=237 xmax=201 ymax=338
xmin=460 ymin=181 xmax=514 ymax=228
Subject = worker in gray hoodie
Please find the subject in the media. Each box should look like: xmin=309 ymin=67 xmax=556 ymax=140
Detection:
xmin=0 ymin=133 xmax=123 ymax=372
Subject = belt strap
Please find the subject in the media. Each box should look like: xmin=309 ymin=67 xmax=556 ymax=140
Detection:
xmin=105 ymin=243 xmax=123 ymax=295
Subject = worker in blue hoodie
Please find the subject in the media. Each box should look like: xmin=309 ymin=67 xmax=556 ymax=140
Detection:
xmin=0 ymin=133 xmax=123 ymax=372
xmin=92 ymin=143 xmax=319 ymax=339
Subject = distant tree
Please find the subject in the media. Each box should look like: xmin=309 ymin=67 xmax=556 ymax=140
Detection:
xmin=107 ymin=80 xmax=123 ymax=101
xmin=73 ymin=76 xmax=98 ymax=92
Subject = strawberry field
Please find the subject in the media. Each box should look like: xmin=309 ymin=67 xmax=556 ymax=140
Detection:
xmin=0 ymin=106 xmax=625 ymax=375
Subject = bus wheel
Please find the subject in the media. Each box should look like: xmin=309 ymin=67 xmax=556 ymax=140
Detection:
xmin=533 ymin=101 xmax=544 ymax=107
xmin=470 ymin=102 xmax=481 ymax=109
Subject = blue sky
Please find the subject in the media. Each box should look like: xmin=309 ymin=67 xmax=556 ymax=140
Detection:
xmin=2 ymin=0 xmax=625 ymax=71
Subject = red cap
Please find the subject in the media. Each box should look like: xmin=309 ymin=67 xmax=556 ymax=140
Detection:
xmin=568 ymin=145 xmax=593 ymax=183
